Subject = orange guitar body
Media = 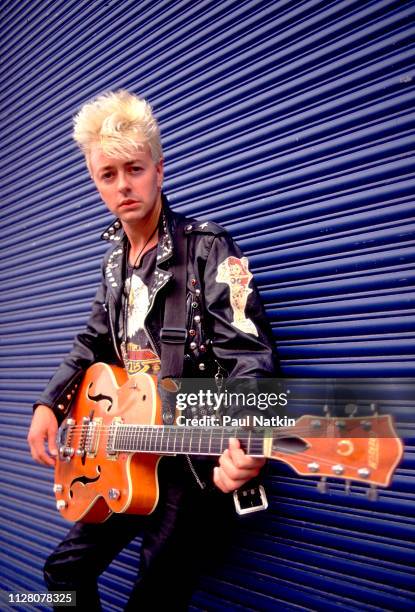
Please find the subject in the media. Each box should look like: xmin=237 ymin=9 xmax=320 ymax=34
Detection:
xmin=54 ymin=363 xmax=162 ymax=523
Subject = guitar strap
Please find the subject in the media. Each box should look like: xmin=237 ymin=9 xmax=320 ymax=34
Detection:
xmin=159 ymin=219 xmax=268 ymax=512
xmin=160 ymin=219 xmax=189 ymax=382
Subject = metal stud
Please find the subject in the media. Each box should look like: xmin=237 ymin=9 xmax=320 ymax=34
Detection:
xmin=332 ymin=464 xmax=344 ymax=476
xmin=195 ymin=289 xmax=201 ymax=296
xmin=192 ymin=302 xmax=198 ymax=309
xmin=56 ymin=500 xmax=67 ymax=510
xmin=357 ymin=467 xmax=370 ymax=479
xmin=308 ymin=462 xmax=319 ymax=473
xmin=189 ymin=329 xmax=196 ymax=336
xmin=191 ymin=278 xmax=197 ymax=286
xmin=58 ymin=404 xmax=64 ymax=411
xmin=186 ymin=224 xmax=193 ymax=231
xmin=198 ymin=363 xmax=206 ymax=371
xmin=190 ymin=342 xmax=197 ymax=350
xmin=199 ymin=345 xmax=206 ymax=352
xmin=194 ymin=315 xmax=201 ymax=323
xmin=103 ymin=232 xmax=109 ymax=239
xmin=114 ymin=220 xmax=121 ymax=229
xmin=53 ymin=484 xmax=63 ymax=493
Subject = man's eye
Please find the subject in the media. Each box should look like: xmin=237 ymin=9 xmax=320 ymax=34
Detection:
xmin=130 ymin=166 xmax=143 ymax=173
xmin=101 ymin=172 xmax=113 ymax=180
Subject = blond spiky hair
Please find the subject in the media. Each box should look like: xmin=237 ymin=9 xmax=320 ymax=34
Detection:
xmin=73 ymin=90 xmax=163 ymax=170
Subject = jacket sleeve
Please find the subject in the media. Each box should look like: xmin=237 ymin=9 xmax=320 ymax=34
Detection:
xmin=34 ymin=259 xmax=114 ymax=422
xmin=202 ymin=232 xmax=277 ymax=379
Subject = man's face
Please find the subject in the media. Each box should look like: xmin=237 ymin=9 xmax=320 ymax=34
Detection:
xmin=89 ymin=144 xmax=163 ymax=226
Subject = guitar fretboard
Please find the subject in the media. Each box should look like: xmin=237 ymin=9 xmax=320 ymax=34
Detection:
xmin=108 ymin=425 xmax=265 ymax=456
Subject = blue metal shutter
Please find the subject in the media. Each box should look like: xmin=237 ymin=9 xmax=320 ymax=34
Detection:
xmin=0 ymin=0 xmax=414 ymax=610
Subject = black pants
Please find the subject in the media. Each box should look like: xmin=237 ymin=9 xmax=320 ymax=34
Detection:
xmin=44 ymin=457 xmax=235 ymax=611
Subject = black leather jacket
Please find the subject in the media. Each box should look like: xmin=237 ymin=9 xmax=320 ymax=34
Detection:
xmin=35 ymin=196 xmax=276 ymax=423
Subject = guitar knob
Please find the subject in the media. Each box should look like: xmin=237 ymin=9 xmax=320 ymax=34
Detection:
xmin=56 ymin=500 xmax=67 ymax=510
xmin=357 ymin=467 xmax=371 ymax=479
xmin=332 ymin=464 xmax=344 ymax=476
xmin=53 ymin=484 xmax=63 ymax=493
xmin=108 ymin=488 xmax=121 ymax=500
xmin=307 ymin=462 xmax=320 ymax=473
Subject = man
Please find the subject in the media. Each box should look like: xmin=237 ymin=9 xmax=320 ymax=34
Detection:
xmin=28 ymin=90 xmax=276 ymax=610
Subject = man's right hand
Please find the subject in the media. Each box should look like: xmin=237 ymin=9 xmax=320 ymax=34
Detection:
xmin=28 ymin=405 xmax=58 ymax=467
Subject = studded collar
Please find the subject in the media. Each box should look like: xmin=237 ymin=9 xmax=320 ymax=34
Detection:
xmin=101 ymin=194 xmax=176 ymax=300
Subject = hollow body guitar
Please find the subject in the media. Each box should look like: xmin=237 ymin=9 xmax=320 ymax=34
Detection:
xmin=54 ymin=363 xmax=403 ymax=523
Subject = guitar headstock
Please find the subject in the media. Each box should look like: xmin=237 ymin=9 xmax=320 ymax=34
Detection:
xmin=265 ymin=415 xmax=403 ymax=495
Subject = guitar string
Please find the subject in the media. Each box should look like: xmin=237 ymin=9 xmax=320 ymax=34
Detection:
xmin=59 ymin=428 xmax=379 ymax=473
xmin=62 ymin=423 xmax=376 ymax=436
xmin=59 ymin=442 xmax=372 ymax=475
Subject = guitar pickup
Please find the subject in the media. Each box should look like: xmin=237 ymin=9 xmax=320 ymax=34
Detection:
xmin=85 ymin=418 xmax=102 ymax=458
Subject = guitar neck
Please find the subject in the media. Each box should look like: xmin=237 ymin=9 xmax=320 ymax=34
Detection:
xmin=109 ymin=424 xmax=266 ymax=457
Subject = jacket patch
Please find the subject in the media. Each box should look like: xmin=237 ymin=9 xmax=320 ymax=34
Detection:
xmin=216 ymin=256 xmax=258 ymax=337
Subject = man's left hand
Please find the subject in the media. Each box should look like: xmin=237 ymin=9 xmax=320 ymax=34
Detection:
xmin=213 ymin=437 xmax=266 ymax=493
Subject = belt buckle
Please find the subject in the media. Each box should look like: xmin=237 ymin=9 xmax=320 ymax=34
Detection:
xmin=233 ymin=485 xmax=268 ymax=515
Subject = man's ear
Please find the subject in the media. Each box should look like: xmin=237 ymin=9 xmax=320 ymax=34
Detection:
xmin=156 ymin=158 xmax=164 ymax=189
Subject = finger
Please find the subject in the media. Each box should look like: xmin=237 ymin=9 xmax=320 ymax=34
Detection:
xmin=214 ymin=466 xmax=246 ymax=493
xmin=213 ymin=466 xmax=226 ymax=492
xmin=228 ymin=438 xmax=266 ymax=469
xmin=228 ymin=438 xmax=260 ymax=470
xmin=28 ymin=432 xmax=56 ymax=467
xmin=219 ymin=450 xmax=255 ymax=481
xmin=47 ymin=423 xmax=58 ymax=458
xmin=32 ymin=442 xmax=56 ymax=466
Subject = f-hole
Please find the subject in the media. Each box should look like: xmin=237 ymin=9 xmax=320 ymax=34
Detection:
xmin=87 ymin=382 xmax=113 ymax=411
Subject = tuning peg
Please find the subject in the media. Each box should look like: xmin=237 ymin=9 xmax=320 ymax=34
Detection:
xmin=345 ymin=403 xmax=357 ymax=417
xmin=370 ymin=402 xmax=378 ymax=416
xmin=317 ymin=477 xmax=328 ymax=494
xmin=367 ymin=484 xmax=378 ymax=502
xmin=344 ymin=479 xmax=352 ymax=495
